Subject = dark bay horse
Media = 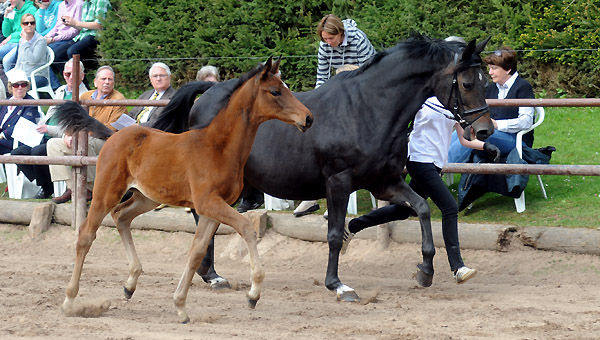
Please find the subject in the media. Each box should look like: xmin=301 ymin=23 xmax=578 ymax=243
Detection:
xmin=153 ymin=35 xmax=493 ymax=302
xmin=56 ymin=58 xmax=313 ymax=323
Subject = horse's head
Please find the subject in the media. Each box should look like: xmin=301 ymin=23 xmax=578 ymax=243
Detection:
xmin=434 ymin=37 xmax=494 ymax=141
xmin=254 ymin=57 xmax=313 ymax=132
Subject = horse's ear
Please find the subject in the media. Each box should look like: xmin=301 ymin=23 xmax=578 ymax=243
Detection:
xmin=271 ymin=56 xmax=282 ymax=75
xmin=475 ymin=36 xmax=491 ymax=55
xmin=460 ymin=39 xmax=476 ymax=61
xmin=261 ymin=56 xmax=273 ymax=80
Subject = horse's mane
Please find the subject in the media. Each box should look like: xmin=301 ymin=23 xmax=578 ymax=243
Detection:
xmin=152 ymin=63 xmax=266 ymax=133
xmin=334 ymin=33 xmax=469 ymax=82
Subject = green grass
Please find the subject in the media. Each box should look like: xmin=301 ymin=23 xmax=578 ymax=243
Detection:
xmin=2 ymin=108 xmax=598 ymax=228
xmin=338 ymin=106 xmax=600 ymax=228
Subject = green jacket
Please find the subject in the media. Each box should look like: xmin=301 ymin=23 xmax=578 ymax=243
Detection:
xmin=2 ymin=1 xmax=38 ymax=44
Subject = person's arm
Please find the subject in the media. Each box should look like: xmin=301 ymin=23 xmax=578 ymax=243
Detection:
xmin=495 ymin=106 xmax=534 ymax=133
xmin=354 ymin=31 xmax=375 ymax=66
xmin=455 ymin=123 xmax=501 ymax=162
xmin=496 ymin=80 xmax=536 ymax=133
xmin=315 ymin=43 xmax=330 ymax=88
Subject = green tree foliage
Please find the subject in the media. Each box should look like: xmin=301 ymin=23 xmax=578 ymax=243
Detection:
xmin=99 ymin=0 xmax=599 ymax=96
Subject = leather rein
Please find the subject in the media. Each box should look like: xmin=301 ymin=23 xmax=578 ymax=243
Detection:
xmin=446 ymin=53 xmax=489 ymax=129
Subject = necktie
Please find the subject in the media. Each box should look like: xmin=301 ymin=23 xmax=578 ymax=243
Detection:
xmin=136 ymin=92 xmax=159 ymax=123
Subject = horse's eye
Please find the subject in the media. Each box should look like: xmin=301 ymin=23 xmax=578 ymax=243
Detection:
xmin=270 ymin=90 xmax=281 ymax=97
xmin=462 ymin=82 xmax=473 ymax=90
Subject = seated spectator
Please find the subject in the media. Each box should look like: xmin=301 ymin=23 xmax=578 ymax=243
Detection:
xmin=448 ymin=46 xmax=535 ymax=163
xmin=0 ymin=0 xmax=37 ymax=71
xmin=49 ymin=64 xmax=126 ymax=203
xmin=45 ymin=0 xmax=81 ymax=90
xmin=52 ymin=0 xmax=109 ymax=80
xmin=0 ymin=0 xmax=11 ymax=41
xmin=196 ymin=65 xmax=219 ymax=82
xmin=10 ymin=57 xmax=87 ymax=199
xmin=34 ymin=0 xmax=60 ymax=36
xmin=0 ymin=69 xmax=41 ymax=154
xmin=11 ymin=13 xmax=49 ymax=86
xmin=128 ymin=62 xmax=176 ymax=126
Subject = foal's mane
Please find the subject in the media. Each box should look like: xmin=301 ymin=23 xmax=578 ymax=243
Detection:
xmin=333 ymin=33 xmax=469 ymax=82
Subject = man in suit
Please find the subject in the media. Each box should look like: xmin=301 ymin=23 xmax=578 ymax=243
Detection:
xmin=128 ymin=62 xmax=176 ymax=126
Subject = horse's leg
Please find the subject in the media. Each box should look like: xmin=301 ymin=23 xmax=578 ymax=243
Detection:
xmin=324 ymin=176 xmax=360 ymax=302
xmin=173 ymin=216 xmax=220 ymax=324
xmin=191 ymin=209 xmax=231 ymax=289
xmin=388 ymin=180 xmax=436 ymax=287
xmin=61 ymin=198 xmax=118 ymax=313
xmin=110 ymin=191 xmax=160 ymax=299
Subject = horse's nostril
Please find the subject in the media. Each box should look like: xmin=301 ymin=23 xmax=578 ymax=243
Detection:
xmin=476 ymin=130 xmax=491 ymax=141
xmin=306 ymin=115 xmax=314 ymax=127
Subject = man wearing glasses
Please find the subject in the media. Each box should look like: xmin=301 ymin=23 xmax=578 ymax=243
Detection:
xmin=128 ymin=62 xmax=176 ymax=126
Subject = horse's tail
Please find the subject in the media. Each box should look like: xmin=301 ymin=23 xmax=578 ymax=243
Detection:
xmin=151 ymin=81 xmax=216 ymax=133
xmin=54 ymin=101 xmax=114 ymax=140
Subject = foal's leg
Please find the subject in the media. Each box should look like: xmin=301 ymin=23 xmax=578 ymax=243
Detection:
xmin=174 ymin=200 xmax=264 ymax=323
xmin=61 ymin=193 xmax=121 ymax=313
xmin=111 ymin=191 xmax=160 ymax=299
xmin=192 ymin=209 xmax=231 ymax=289
xmin=173 ymin=215 xmax=220 ymax=324
xmin=388 ymin=180 xmax=436 ymax=287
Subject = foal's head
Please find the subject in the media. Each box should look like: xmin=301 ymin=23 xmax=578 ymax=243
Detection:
xmin=434 ymin=38 xmax=494 ymax=141
xmin=251 ymin=57 xmax=313 ymax=132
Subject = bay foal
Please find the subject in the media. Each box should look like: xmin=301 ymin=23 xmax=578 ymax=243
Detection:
xmin=58 ymin=58 xmax=313 ymax=323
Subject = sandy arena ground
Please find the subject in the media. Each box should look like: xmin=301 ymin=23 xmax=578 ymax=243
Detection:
xmin=1 ymin=222 xmax=599 ymax=340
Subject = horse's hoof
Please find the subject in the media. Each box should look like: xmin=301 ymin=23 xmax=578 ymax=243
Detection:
xmin=181 ymin=317 xmax=190 ymax=324
xmin=208 ymin=277 xmax=231 ymax=290
xmin=247 ymin=298 xmax=258 ymax=309
xmin=335 ymin=284 xmax=360 ymax=302
xmin=337 ymin=290 xmax=361 ymax=302
xmin=416 ymin=266 xmax=434 ymax=287
xmin=123 ymin=286 xmax=135 ymax=299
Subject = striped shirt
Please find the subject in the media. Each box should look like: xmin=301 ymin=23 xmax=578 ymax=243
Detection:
xmin=74 ymin=0 xmax=111 ymax=42
xmin=316 ymin=19 xmax=375 ymax=88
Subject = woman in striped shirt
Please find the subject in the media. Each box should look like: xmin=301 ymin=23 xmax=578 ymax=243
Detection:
xmin=315 ymin=14 xmax=375 ymax=88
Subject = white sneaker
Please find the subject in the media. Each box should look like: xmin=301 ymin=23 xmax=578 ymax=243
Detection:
xmin=293 ymin=200 xmax=319 ymax=217
xmin=453 ymin=266 xmax=477 ymax=284
xmin=340 ymin=223 xmax=355 ymax=255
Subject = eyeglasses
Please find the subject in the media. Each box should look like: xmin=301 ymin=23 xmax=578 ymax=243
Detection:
xmin=63 ymin=72 xmax=72 ymax=78
xmin=151 ymin=74 xmax=168 ymax=79
xmin=22 ymin=21 xmax=36 ymax=26
xmin=12 ymin=82 xmax=29 ymax=88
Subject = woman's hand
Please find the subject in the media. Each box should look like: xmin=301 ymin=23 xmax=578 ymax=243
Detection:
xmin=63 ymin=134 xmax=73 ymax=149
xmin=37 ymin=125 xmax=49 ymax=134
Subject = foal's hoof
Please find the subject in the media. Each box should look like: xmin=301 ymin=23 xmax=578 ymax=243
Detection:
xmin=416 ymin=265 xmax=434 ymax=287
xmin=247 ymin=297 xmax=259 ymax=309
xmin=123 ymin=286 xmax=135 ymax=300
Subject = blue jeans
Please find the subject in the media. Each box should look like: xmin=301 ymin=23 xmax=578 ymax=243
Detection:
xmin=50 ymin=40 xmax=75 ymax=89
xmin=0 ymin=43 xmax=18 ymax=70
xmin=2 ymin=46 xmax=18 ymax=72
xmin=448 ymin=130 xmax=517 ymax=163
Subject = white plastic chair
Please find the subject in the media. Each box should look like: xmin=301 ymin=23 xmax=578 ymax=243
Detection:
xmin=28 ymin=46 xmax=55 ymax=99
xmin=514 ymin=107 xmax=547 ymax=213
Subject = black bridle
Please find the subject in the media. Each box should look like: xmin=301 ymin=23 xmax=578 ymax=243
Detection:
xmin=446 ymin=54 xmax=489 ymax=129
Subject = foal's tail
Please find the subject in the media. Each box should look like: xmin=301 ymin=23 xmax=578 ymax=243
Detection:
xmin=151 ymin=81 xmax=216 ymax=133
xmin=54 ymin=101 xmax=114 ymax=140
